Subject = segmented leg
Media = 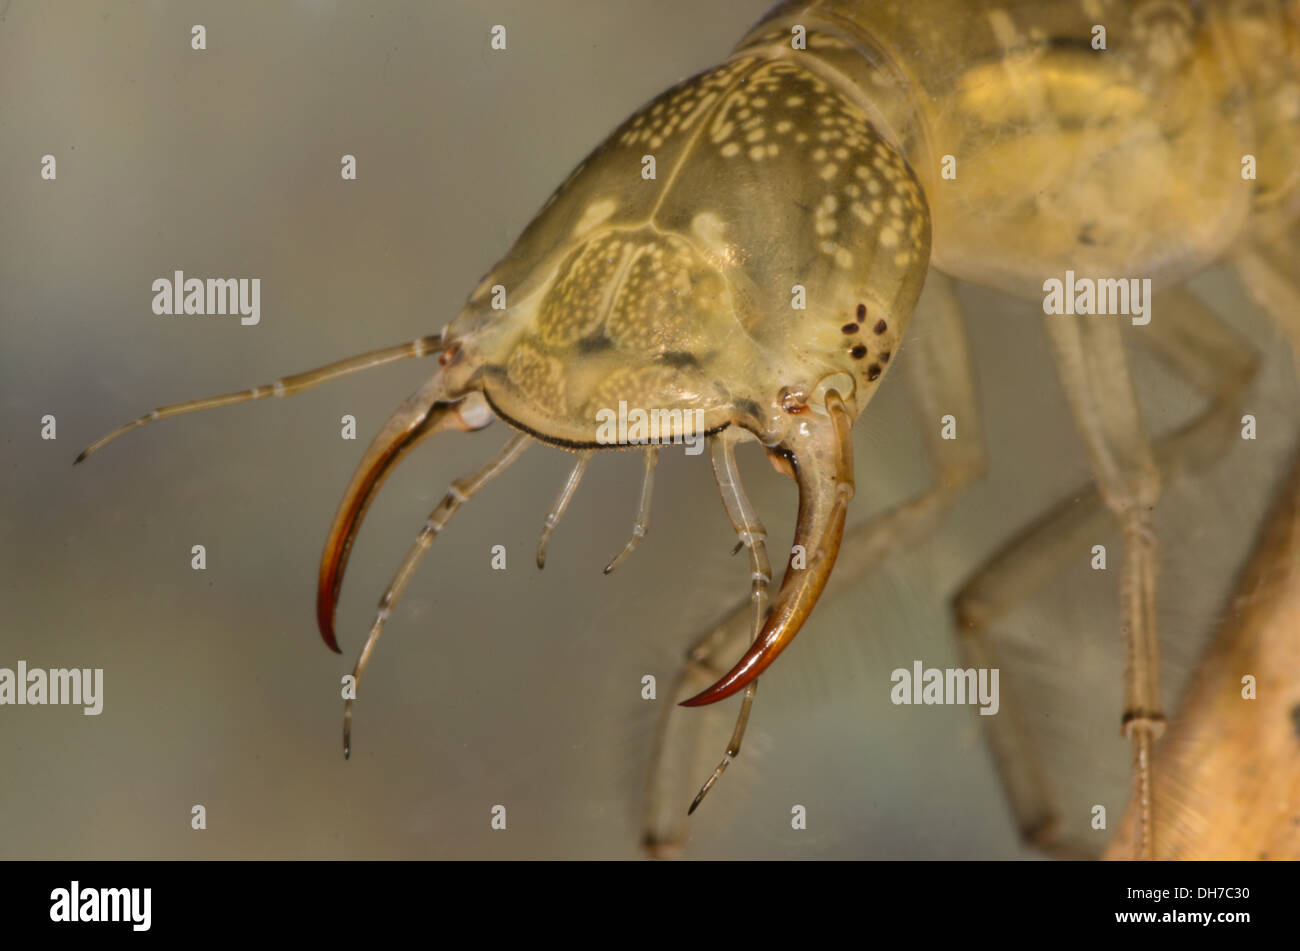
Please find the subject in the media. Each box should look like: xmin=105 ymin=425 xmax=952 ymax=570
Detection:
xmin=687 ymin=429 xmax=772 ymax=815
xmin=75 ymin=335 xmax=443 ymax=463
xmin=344 ymin=431 xmax=531 ymax=757
xmin=1040 ymin=315 xmax=1167 ymax=860
xmin=1234 ymin=239 xmax=1300 ymax=370
xmin=604 ymin=447 xmax=659 ymax=575
xmin=536 ymin=451 xmax=593 ymax=569
xmin=956 ymin=289 xmax=1259 ymax=858
xmin=1104 ymin=445 xmax=1300 ymax=860
xmin=642 ymin=272 xmax=987 ymax=855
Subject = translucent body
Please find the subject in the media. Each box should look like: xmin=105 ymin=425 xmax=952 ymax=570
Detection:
xmin=65 ymin=0 xmax=1300 ymax=857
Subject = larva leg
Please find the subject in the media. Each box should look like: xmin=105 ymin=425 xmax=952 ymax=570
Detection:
xmin=1234 ymin=239 xmax=1300 ymax=369
xmin=604 ymin=447 xmax=659 ymax=575
xmin=956 ymin=288 xmax=1258 ymax=858
xmin=536 ymin=450 xmax=593 ymax=569
xmin=642 ymin=619 xmax=746 ymax=857
xmin=641 ymin=272 xmax=987 ymax=856
xmin=685 ymin=429 xmax=772 ymax=817
xmin=1104 ymin=445 xmax=1300 ymax=860
xmin=1039 ymin=316 xmax=1164 ymax=860
xmin=343 ymin=431 xmax=531 ymax=757
xmin=74 ymin=335 xmax=444 ymax=463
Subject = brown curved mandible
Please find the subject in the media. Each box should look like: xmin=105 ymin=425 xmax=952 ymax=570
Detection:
xmin=681 ymin=390 xmax=856 ymax=706
xmin=316 ymin=377 xmax=480 ymax=652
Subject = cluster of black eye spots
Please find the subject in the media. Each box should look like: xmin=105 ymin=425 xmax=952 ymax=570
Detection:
xmin=846 ymin=304 xmax=886 ymax=382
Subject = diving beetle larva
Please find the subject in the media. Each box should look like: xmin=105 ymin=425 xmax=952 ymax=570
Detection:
xmin=72 ymin=0 xmax=1300 ymax=859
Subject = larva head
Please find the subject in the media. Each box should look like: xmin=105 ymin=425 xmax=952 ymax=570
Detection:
xmin=318 ymin=56 xmax=931 ymax=707
xmin=440 ymin=55 xmax=930 ymax=449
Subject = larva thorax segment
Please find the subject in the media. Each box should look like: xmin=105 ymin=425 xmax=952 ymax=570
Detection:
xmin=742 ymin=0 xmax=1300 ymax=297
xmin=440 ymin=48 xmax=931 ymax=449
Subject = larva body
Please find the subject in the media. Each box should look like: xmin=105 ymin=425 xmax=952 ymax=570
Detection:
xmin=443 ymin=0 xmax=1300 ymax=856
xmin=64 ymin=0 xmax=1300 ymax=858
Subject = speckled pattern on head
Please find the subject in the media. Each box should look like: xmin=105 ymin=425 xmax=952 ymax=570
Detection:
xmin=441 ymin=48 xmax=930 ymax=449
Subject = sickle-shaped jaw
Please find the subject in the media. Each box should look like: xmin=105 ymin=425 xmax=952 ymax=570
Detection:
xmin=316 ymin=376 xmax=490 ymax=652
xmin=680 ymin=390 xmax=855 ymax=706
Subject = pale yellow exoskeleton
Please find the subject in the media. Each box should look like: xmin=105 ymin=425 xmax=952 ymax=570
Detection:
xmin=77 ymin=0 xmax=1300 ymax=859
